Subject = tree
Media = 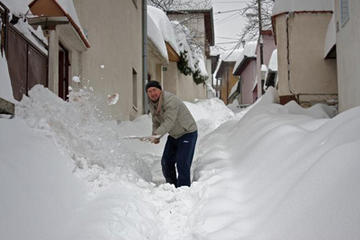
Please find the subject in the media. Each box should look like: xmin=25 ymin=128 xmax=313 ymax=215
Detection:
xmin=238 ymin=0 xmax=274 ymax=43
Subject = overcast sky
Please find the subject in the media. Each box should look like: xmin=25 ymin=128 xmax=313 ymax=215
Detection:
xmin=212 ymin=0 xmax=250 ymax=52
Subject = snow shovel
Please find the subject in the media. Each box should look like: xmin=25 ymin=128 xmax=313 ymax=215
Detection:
xmin=122 ymin=135 xmax=160 ymax=142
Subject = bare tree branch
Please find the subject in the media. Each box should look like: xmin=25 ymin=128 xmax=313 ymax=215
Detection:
xmin=239 ymin=0 xmax=274 ymax=43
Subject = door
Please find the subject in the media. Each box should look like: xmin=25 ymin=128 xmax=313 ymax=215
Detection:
xmin=58 ymin=44 xmax=69 ymax=100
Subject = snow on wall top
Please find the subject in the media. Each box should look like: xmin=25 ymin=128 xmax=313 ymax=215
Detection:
xmin=272 ymin=0 xmax=333 ymax=16
xmin=147 ymin=6 xmax=179 ymax=55
xmin=233 ymin=41 xmax=257 ymax=74
xmin=268 ymin=49 xmax=278 ymax=71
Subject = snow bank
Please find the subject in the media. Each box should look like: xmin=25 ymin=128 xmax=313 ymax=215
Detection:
xmin=0 ymin=117 xmax=84 ymax=240
xmin=185 ymin=98 xmax=234 ymax=137
xmin=193 ymin=90 xmax=360 ymax=240
xmin=272 ymin=0 xmax=333 ymax=16
xmin=3 ymin=82 xmax=359 ymax=240
xmin=2 ymin=84 xmax=237 ymax=240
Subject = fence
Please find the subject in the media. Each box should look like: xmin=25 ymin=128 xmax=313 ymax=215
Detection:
xmin=0 ymin=1 xmax=48 ymax=101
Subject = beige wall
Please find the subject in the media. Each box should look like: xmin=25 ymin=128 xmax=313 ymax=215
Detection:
xmin=163 ymin=62 xmax=207 ymax=102
xmin=147 ymin=42 xmax=167 ymax=85
xmin=74 ymin=0 xmax=143 ymax=120
xmin=335 ymin=0 xmax=360 ymax=111
xmin=275 ymin=13 xmax=337 ymax=104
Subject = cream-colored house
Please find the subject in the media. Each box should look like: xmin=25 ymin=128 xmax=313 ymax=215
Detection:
xmin=166 ymin=8 xmax=215 ymax=100
xmin=74 ymin=0 xmax=143 ymax=120
xmin=272 ymin=0 xmax=338 ymax=106
xmin=334 ymin=0 xmax=360 ymax=112
xmin=28 ymin=0 xmax=90 ymax=100
xmin=147 ymin=6 xmax=212 ymax=102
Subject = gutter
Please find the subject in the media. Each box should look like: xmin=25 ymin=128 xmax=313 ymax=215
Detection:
xmin=142 ymin=0 xmax=149 ymax=113
xmin=286 ymin=12 xmax=295 ymax=95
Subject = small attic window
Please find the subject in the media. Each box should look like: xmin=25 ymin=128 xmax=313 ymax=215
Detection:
xmin=340 ymin=0 xmax=350 ymax=27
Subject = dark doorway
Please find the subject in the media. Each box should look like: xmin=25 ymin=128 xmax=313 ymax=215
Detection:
xmin=58 ymin=44 xmax=69 ymax=100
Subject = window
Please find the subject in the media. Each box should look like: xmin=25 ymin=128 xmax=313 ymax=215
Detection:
xmin=132 ymin=68 xmax=138 ymax=110
xmin=340 ymin=0 xmax=350 ymax=27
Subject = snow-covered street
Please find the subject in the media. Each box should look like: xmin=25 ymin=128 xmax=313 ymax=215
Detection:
xmin=1 ymin=86 xmax=360 ymax=240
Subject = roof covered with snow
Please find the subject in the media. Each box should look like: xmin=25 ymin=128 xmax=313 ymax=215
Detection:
xmin=56 ymin=0 xmax=89 ymax=47
xmin=221 ymin=49 xmax=243 ymax=63
xmin=165 ymin=0 xmax=212 ymax=11
xmin=28 ymin=0 xmax=90 ymax=48
xmin=272 ymin=0 xmax=334 ymax=16
xmin=233 ymin=41 xmax=257 ymax=75
xmin=147 ymin=12 xmax=169 ymax=61
xmin=148 ymin=6 xmax=179 ymax=55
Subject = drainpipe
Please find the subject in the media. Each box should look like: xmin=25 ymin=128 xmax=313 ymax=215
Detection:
xmin=257 ymin=0 xmax=264 ymax=95
xmin=286 ymin=12 xmax=296 ymax=96
xmin=142 ymin=0 xmax=149 ymax=113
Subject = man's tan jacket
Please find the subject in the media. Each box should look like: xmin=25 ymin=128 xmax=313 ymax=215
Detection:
xmin=149 ymin=91 xmax=197 ymax=139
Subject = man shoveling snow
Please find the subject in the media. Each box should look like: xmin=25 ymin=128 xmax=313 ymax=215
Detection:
xmin=145 ymin=80 xmax=198 ymax=187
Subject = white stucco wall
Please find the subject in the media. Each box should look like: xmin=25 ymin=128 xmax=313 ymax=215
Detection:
xmin=163 ymin=62 xmax=207 ymax=102
xmin=74 ymin=0 xmax=143 ymax=120
xmin=335 ymin=0 xmax=360 ymax=112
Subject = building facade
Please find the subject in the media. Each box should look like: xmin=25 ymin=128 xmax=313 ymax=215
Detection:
xmin=74 ymin=0 xmax=144 ymax=120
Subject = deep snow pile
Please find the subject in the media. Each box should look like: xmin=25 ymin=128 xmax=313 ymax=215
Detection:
xmin=1 ymin=85 xmax=360 ymax=240
xmin=193 ymin=100 xmax=360 ymax=239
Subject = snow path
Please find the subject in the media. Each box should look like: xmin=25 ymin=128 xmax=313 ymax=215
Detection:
xmin=12 ymin=85 xmax=234 ymax=240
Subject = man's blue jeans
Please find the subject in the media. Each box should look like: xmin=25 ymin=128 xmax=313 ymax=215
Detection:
xmin=161 ymin=131 xmax=198 ymax=187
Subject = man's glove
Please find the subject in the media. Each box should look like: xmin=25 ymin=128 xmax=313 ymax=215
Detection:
xmin=149 ymin=135 xmax=160 ymax=144
xmin=139 ymin=135 xmax=160 ymax=144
